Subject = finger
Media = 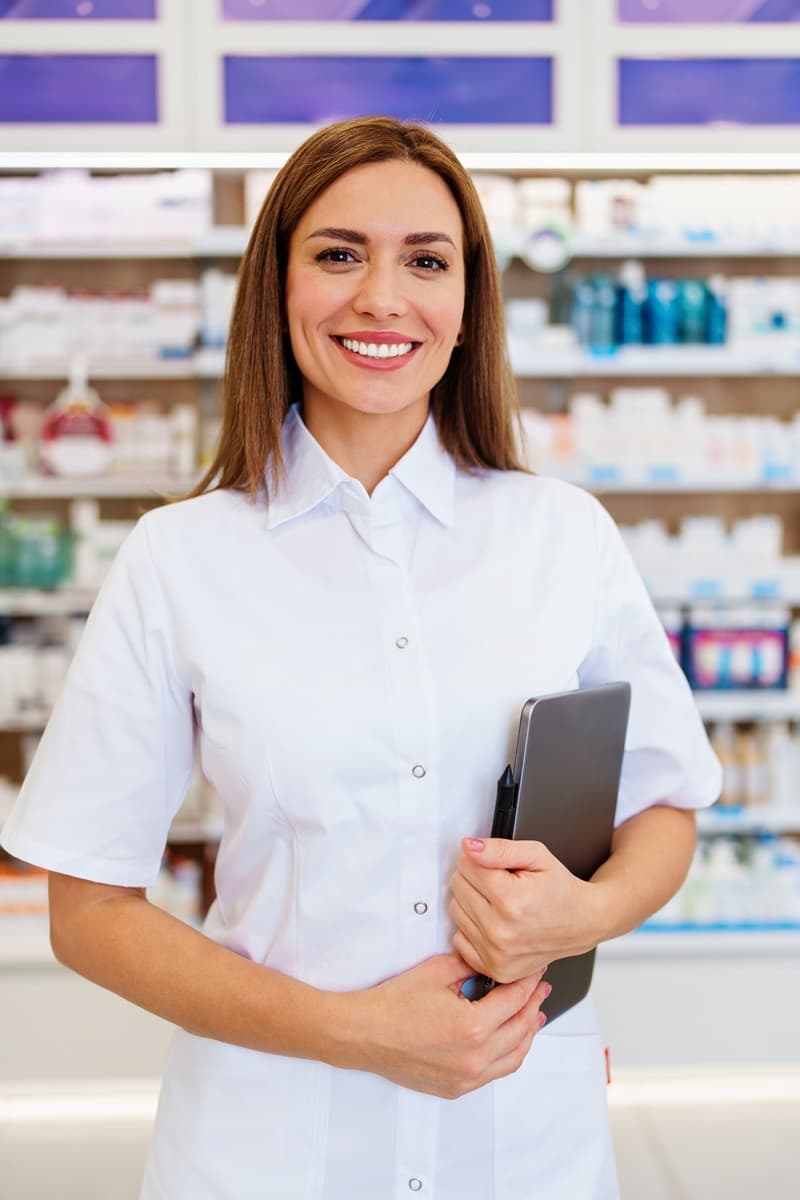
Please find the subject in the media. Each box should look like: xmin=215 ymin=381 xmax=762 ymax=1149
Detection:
xmin=480 ymin=979 xmax=550 ymax=1070
xmin=449 ymin=894 xmax=488 ymax=958
xmin=480 ymin=1021 xmax=542 ymax=1089
xmin=461 ymin=837 xmax=553 ymax=874
xmin=477 ymin=968 xmax=548 ymax=1027
xmin=452 ymin=929 xmax=485 ymax=977
xmin=453 ymin=864 xmax=496 ymax=907
xmin=431 ymin=951 xmax=478 ymax=986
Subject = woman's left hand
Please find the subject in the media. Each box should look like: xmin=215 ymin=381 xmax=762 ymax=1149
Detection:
xmin=448 ymin=838 xmax=606 ymax=984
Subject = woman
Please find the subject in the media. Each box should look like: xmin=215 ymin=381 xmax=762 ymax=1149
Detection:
xmin=1 ymin=116 xmax=721 ymax=1199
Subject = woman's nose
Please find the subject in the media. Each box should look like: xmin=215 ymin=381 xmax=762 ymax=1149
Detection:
xmin=352 ymin=264 xmax=409 ymax=320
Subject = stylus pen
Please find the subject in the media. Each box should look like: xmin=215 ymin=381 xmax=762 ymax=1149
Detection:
xmin=475 ymin=765 xmax=517 ymax=998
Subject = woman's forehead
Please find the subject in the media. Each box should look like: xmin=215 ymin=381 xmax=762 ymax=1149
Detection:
xmin=296 ymin=161 xmax=463 ymax=242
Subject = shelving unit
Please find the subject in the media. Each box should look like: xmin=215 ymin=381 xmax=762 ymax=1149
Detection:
xmin=3 ymin=164 xmax=800 ymax=960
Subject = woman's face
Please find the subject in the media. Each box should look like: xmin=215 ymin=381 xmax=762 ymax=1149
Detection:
xmin=285 ymin=159 xmax=466 ymax=425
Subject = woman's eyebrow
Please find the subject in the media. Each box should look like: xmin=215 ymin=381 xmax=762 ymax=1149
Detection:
xmin=305 ymin=226 xmax=457 ymax=249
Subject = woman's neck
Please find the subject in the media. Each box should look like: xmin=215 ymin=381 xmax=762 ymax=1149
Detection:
xmin=300 ymin=396 xmax=430 ymax=496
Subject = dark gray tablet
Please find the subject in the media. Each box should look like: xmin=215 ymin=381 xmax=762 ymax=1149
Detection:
xmin=470 ymin=682 xmax=631 ymax=1023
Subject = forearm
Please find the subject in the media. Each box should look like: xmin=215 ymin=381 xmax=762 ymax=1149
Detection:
xmin=588 ymin=804 xmax=697 ymax=943
xmin=52 ymin=892 xmax=362 ymax=1068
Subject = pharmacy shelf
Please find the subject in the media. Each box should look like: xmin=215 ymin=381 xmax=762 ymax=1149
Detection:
xmin=3 ymin=689 xmax=800 ymax=735
xmin=8 ymin=344 xmax=800 ymax=382
xmin=571 ymin=235 xmax=800 ymax=259
xmin=546 ymin=471 xmax=800 ymax=494
xmin=0 ymin=358 xmax=198 ymax=381
xmin=0 ymin=914 xmax=53 ymax=968
xmin=694 ymin=691 xmax=800 ymax=722
xmin=0 ymin=229 xmax=250 ymax=260
xmin=5 ymin=915 xmax=799 ymax=971
xmin=598 ymin=928 xmax=800 ymax=958
xmin=0 ymin=712 xmax=50 ymax=732
xmin=7 ymin=232 xmax=800 ymax=263
xmin=648 ymin=587 xmax=800 ymax=605
xmin=0 ymin=474 xmax=196 ymax=499
xmin=0 ymin=588 xmax=97 ymax=615
xmin=511 ymin=343 xmax=800 ymax=378
xmin=696 ymin=807 xmax=800 ymax=835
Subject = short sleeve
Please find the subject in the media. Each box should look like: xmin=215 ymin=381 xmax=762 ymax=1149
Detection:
xmin=578 ymin=498 xmax=722 ymax=827
xmin=0 ymin=515 xmax=195 ymax=886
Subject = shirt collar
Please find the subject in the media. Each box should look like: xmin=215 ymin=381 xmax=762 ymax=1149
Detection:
xmin=266 ymin=403 xmax=455 ymax=531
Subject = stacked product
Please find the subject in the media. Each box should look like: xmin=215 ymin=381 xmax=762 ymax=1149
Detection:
xmin=521 ymin=390 xmax=800 ymax=487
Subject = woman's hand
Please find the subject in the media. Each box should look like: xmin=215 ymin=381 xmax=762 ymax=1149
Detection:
xmin=351 ymin=953 xmax=550 ymax=1100
xmin=448 ymin=838 xmax=605 ymax=984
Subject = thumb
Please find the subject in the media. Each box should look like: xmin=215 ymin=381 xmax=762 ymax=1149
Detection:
xmin=461 ymin=836 xmax=551 ymax=871
xmin=431 ymin=952 xmax=476 ymax=987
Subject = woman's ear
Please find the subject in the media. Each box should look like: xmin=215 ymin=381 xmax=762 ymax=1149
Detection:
xmin=455 ymin=323 xmax=465 ymax=347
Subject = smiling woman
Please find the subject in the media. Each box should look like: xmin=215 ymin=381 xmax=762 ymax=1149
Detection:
xmin=0 ymin=115 xmax=721 ymax=1200
xmin=283 ymin=158 xmax=468 ymax=491
xmin=186 ymin=114 xmax=525 ymax=504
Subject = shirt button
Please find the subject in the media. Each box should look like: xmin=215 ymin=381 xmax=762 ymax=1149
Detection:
xmin=414 ymin=902 xmax=428 ymax=915
xmin=408 ymin=1182 xmax=423 ymax=1193
xmin=395 ymin=636 xmax=409 ymax=649
xmin=412 ymin=765 xmax=426 ymax=779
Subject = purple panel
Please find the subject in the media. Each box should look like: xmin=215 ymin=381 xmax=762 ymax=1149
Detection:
xmin=0 ymin=1 xmax=156 ymax=15
xmin=225 ymin=55 xmax=552 ymax=123
xmin=0 ymin=55 xmax=158 ymax=122
xmin=619 ymin=58 xmax=800 ymax=124
xmin=618 ymin=1 xmax=800 ymax=20
xmin=221 ymin=0 xmax=552 ymax=19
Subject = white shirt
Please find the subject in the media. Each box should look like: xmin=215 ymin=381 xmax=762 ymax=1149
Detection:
xmin=1 ymin=403 xmax=721 ymax=1200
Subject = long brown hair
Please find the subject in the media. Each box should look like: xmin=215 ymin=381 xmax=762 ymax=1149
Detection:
xmin=186 ymin=115 xmax=529 ymax=502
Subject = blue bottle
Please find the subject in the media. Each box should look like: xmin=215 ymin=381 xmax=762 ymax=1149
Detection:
xmin=571 ymin=275 xmax=595 ymax=347
xmin=678 ymin=279 xmax=708 ymax=344
xmin=589 ymin=273 xmax=617 ymax=354
xmin=615 ymin=259 xmax=646 ymax=345
xmin=705 ymin=275 xmax=728 ymax=345
xmin=644 ymin=278 xmax=680 ymax=345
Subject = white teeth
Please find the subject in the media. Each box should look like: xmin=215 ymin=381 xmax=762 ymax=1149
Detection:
xmin=340 ymin=337 xmax=414 ymax=359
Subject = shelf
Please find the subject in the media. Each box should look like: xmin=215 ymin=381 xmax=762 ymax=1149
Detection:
xmin=0 ymin=712 xmax=50 ymax=732
xmin=5 ymin=231 xmax=800 ymax=264
xmin=0 ymin=914 xmax=53 ymax=968
xmin=6 ymin=344 xmax=800 ymax=382
xmin=0 ymin=358 xmax=198 ymax=381
xmin=511 ymin=343 xmax=800 ymax=378
xmin=0 ymin=588 xmax=97 ymax=615
xmin=0 ymin=230 xmax=249 ymax=260
xmin=697 ymin=807 xmax=800 ymax=835
xmin=571 ymin=235 xmax=800 ymax=259
xmin=598 ymin=928 xmax=800 ymax=958
xmin=544 ymin=470 xmax=800 ymax=494
xmin=0 ymin=474 xmax=197 ymax=499
xmin=694 ymin=691 xmax=800 ymax=722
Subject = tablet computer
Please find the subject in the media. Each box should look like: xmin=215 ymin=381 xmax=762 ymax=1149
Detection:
xmin=469 ymin=681 xmax=631 ymax=1023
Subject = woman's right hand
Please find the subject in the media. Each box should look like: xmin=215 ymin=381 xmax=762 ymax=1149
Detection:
xmin=349 ymin=953 xmax=550 ymax=1100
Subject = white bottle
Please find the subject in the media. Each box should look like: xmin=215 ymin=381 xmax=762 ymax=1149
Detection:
xmin=705 ymin=839 xmax=746 ymax=926
xmin=765 ymin=722 xmax=796 ymax=812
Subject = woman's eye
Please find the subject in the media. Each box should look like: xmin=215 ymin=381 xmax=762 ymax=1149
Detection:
xmin=316 ymin=248 xmax=358 ymax=264
xmin=411 ymin=254 xmax=448 ymax=271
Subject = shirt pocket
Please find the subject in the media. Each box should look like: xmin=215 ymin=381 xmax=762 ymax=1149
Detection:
xmin=146 ymin=1029 xmax=331 ymax=1200
xmin=492 ymin=1031 xmax=619 ymax=1200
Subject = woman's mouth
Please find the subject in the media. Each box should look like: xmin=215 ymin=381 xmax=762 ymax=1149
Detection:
xmin=331 ymin=335 xmax=422 ymax=370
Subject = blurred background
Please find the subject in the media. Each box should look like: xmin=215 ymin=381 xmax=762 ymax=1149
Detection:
xmin=1 ymin=2 xmax=800 ymax=1197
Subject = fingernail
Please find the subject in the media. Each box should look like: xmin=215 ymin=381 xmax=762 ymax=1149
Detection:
xmin=538 ymin=1011 xmax=547 ymax=1028
xmin=543 ymin=983 xmax=552 ymax=999
xmin=465 ymin=838 xmax=485 ymax=852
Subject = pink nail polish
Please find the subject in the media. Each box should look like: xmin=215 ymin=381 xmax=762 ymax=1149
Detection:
xmin=538 ymin=1011 xmax=547 ymax=1028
